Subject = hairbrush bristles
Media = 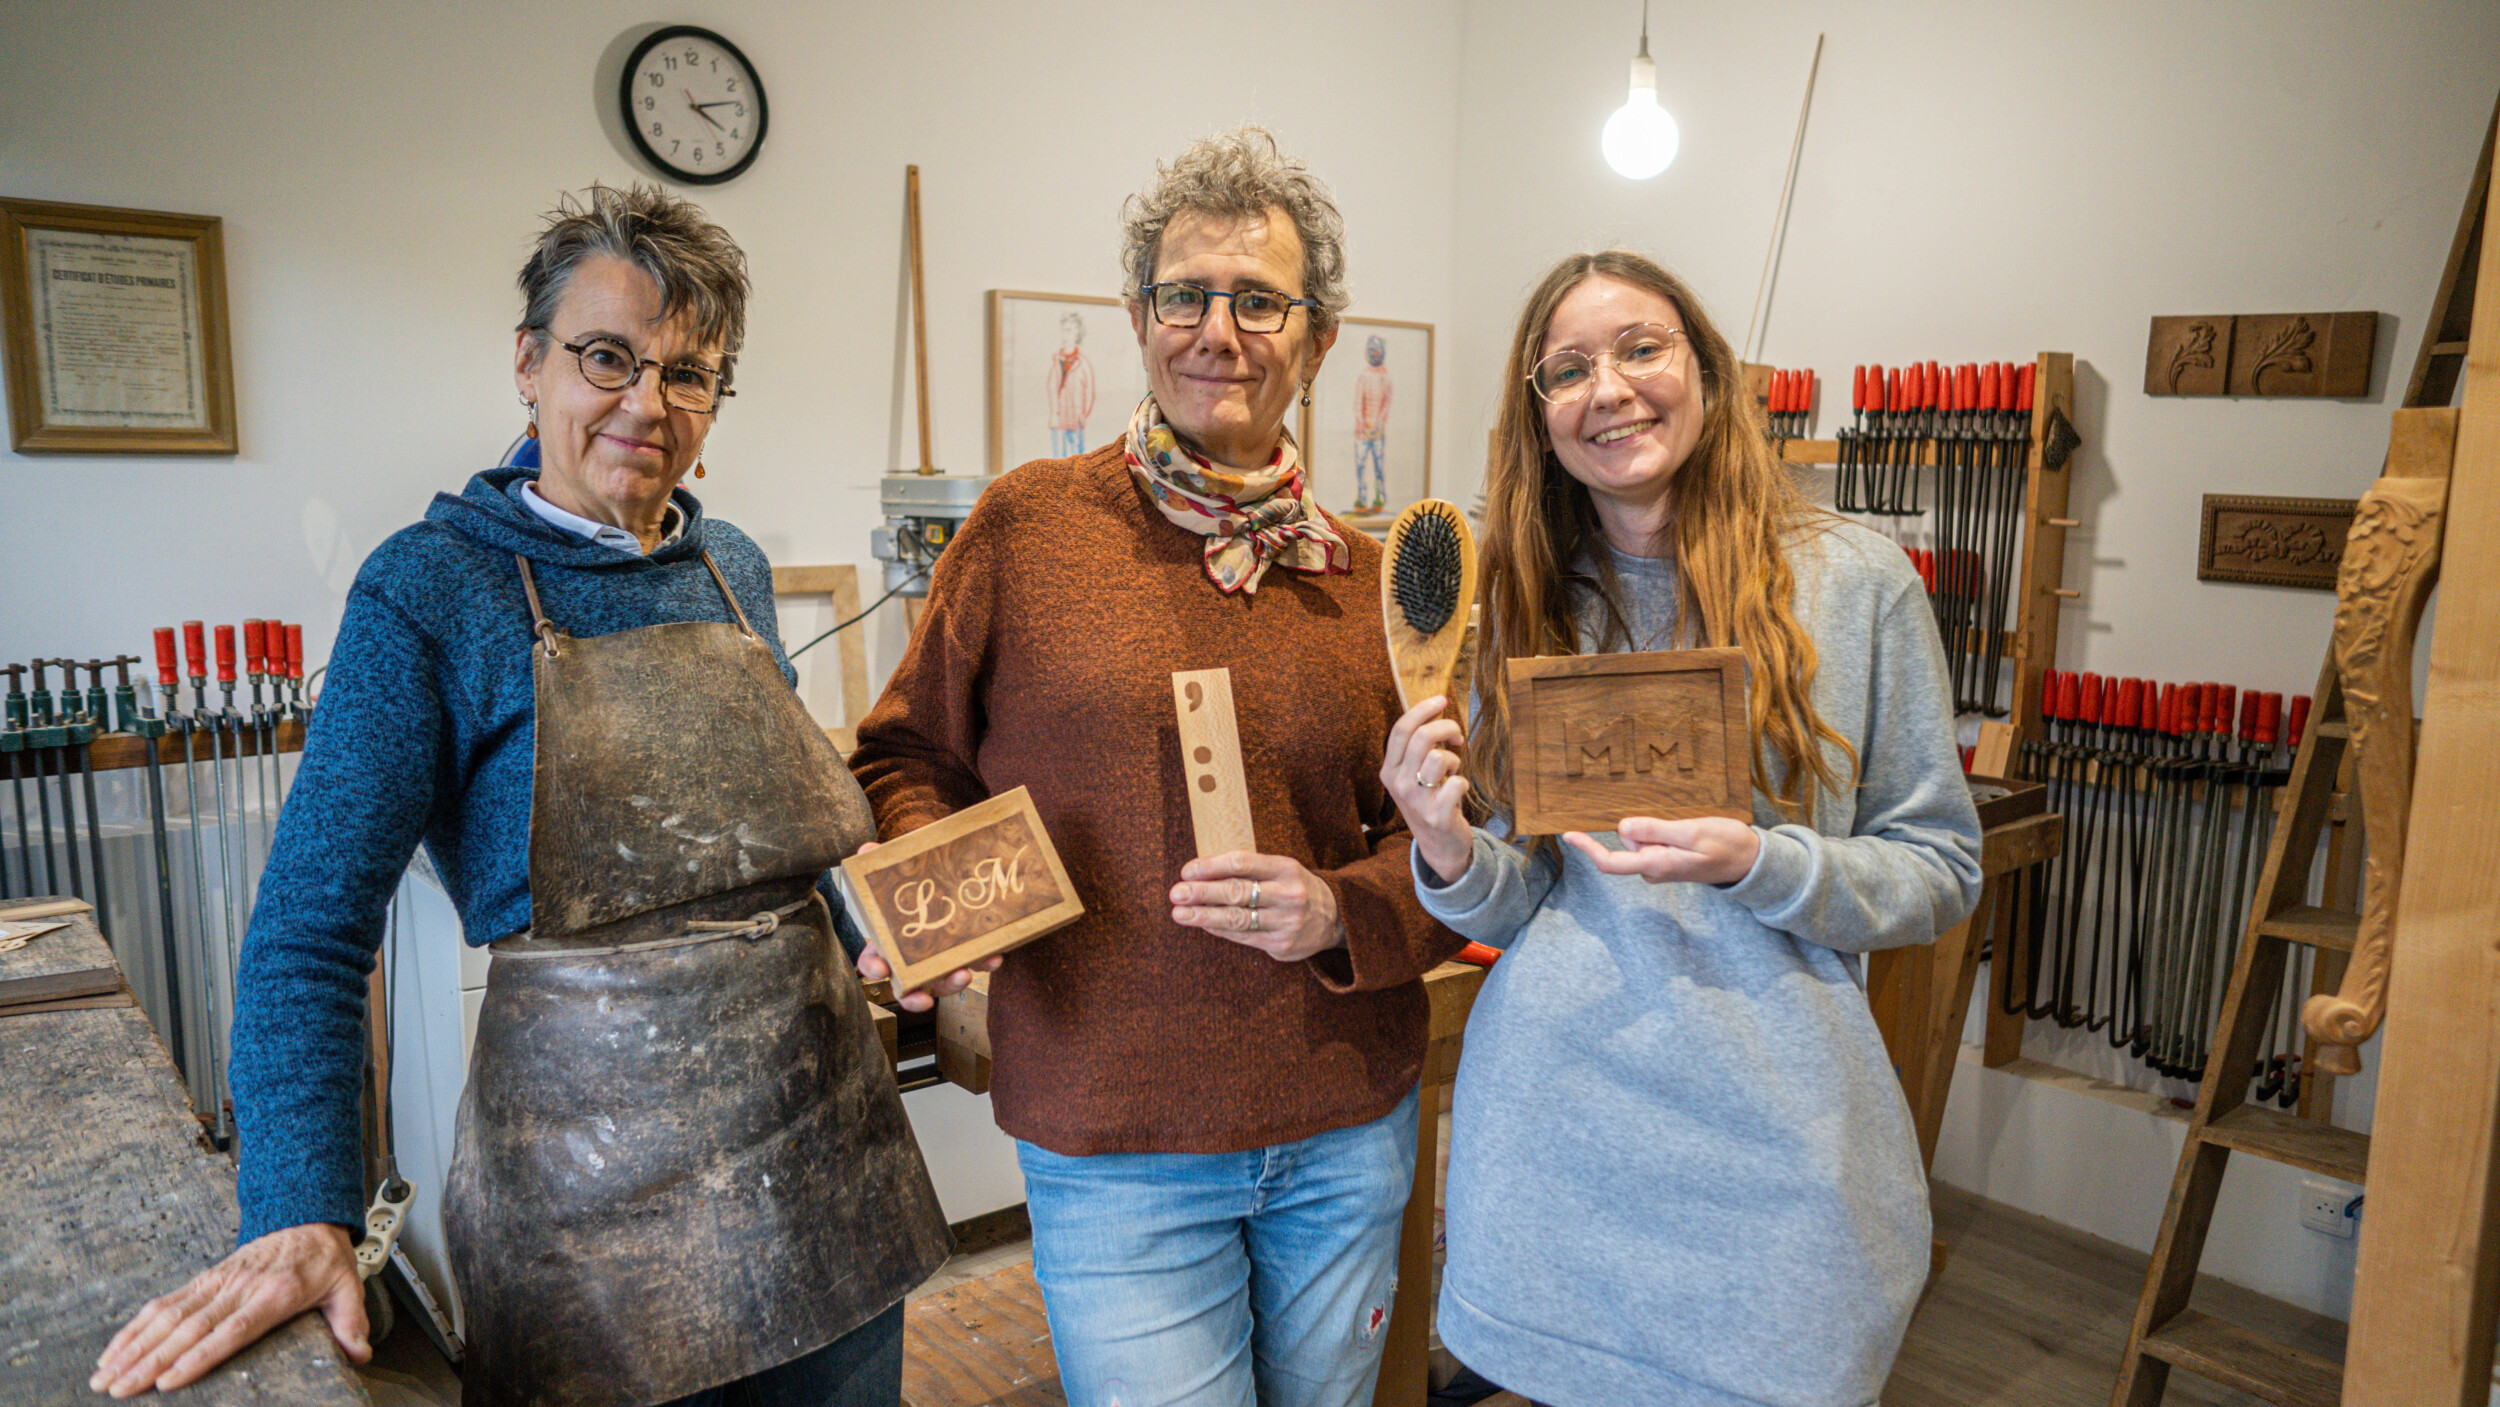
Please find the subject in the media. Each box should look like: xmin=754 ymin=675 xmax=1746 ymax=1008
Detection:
xmin=1381 ymin=499 xmax=1479 ymax=711
xmin=1391 ymin=505 xmax=1465 ymax=634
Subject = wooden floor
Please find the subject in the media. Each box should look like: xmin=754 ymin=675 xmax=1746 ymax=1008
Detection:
xmin=1890 ymin=1184 xmax=2345 ymax=1407
xmin=351 ymin=1182 xmax=2348 ymax=1407
xmin=886 ymin=1182 xmax=2350 ymax=1407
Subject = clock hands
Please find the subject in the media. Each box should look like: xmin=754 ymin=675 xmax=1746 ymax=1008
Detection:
xmin=682 ymin=89 xmax=728 ymax=134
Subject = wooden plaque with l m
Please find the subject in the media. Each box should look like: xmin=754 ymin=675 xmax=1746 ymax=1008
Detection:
xmin=1507 ymin=649 xmax=1751 ymax=836
xmin=838 ymin=785 xmax=1083 ymax=993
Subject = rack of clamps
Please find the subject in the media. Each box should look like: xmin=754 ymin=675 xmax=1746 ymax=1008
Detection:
xmin=2 ymin=619 xmax=311 ymax=1147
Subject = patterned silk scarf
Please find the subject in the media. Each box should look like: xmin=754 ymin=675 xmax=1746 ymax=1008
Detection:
xmin=1124 ymin=397 xmax=1352 ymax=595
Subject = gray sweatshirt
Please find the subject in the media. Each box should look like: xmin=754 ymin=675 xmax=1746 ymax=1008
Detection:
xmin=1420 ymin=522 xmax=1982 ymax=1407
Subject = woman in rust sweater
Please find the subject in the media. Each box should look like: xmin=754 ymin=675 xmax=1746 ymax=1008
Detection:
xmin=851 ymin=128 xmax=1457 ymax=1407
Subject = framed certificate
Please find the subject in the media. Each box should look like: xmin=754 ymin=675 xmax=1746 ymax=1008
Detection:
xmin=1 ymin=198 xmax=237 ymax=453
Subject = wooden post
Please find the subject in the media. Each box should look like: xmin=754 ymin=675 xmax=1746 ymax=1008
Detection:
xmin=2341 ymin=157 xmax=2500 ymax=1406
xmin=907 ymin=165 xmax=935 ymax=475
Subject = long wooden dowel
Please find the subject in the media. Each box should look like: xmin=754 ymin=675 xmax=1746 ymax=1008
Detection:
xmin=908 ymin=164 xmax=935 ymax=474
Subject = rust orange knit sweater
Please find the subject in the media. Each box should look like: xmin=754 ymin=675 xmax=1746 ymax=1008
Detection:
xmin=852 ymin=445 xmax=1460 ymax=1154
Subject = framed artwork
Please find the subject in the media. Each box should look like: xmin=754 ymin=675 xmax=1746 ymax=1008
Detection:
xmin=0 ymin=198 xmax=237 ymax=453
xmin=1301 ymin=315 xmax=1432 ymax=521
xmin=988 ymin=290 xmax=1148 ymax=473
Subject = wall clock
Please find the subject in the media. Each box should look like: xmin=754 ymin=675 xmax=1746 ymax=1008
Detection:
xmin=619 ymin=25 xmax=768 ymax=185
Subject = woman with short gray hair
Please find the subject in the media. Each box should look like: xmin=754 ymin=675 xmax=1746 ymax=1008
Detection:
xmin=853 ymin=126 xmax=1459 ymax=1407
xmin=95 ymin=184 xmax=961 ymax=1407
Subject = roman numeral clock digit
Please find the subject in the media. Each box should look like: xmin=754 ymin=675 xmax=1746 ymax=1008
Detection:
xmin=616 ymin=24 xmax=769 ymax=186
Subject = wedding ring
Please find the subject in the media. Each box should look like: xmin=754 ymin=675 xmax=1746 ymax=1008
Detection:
xmin=1248 ymin=881 xmax=1262 ymax=911
xmin=1245 ymin=909 xmax=1262 ymax=933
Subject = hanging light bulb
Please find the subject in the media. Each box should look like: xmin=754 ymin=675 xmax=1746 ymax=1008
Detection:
xmin=1602 ymin=2 xmax=1680 ymax=179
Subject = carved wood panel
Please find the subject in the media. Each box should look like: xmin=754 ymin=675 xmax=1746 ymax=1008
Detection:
xmin=2145 ymin=311 xmax=2378 ymax=397
xmin=2197 ymin=494 xmax=2359 ymax=589
xmin=1507 ymin=648 xmax=1750 ymax=835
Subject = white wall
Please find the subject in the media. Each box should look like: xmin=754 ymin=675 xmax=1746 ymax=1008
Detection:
xmin=1449 ymin=0 xmax=2494 ymax=702
xmin=0 ymin=0 xmax=1464 ymax=671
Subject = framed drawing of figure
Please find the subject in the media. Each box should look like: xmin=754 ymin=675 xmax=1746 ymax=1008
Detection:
xmin=1301 ymin=316 xmax=1432 ymax=521
xmin=988 ymin=290 xmax=1149 ymax=473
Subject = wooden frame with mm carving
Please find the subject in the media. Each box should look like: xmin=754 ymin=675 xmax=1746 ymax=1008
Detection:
xmin=2196 ymin=494 xmax=2357 ymax=590
xmin=837 ymin=786 xmax=1083 ymax=993
xmin=0 ymin=198 xmax=237 ymax=453
xmin=1506 ymin=648 xmax=1751 ymax=836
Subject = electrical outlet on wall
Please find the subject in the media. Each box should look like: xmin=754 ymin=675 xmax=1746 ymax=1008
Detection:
xmin=2299 ymin=1179 xmax=2361 ymax=1240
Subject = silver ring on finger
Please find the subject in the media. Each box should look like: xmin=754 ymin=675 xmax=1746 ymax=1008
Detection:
xmin=1244 ymin=908 xmax=1261 ymax=933
xmin=1247 ymin=880 xmax=1262 ymax=911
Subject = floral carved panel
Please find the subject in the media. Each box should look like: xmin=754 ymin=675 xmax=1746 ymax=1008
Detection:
xmin=2143 ymin=311 xmax=2377 ymax=397
xmin=2197 ymin=494 xmax=2358 ymax=590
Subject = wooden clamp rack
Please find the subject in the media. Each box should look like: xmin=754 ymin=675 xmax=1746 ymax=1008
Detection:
xmin=1751 ymin=352 xmax=2086 ymax=1078
xmin=1749 ymin=351 xmax=2081 ymax=751
xmin=86 ymin=719 xmax=306 ymax=772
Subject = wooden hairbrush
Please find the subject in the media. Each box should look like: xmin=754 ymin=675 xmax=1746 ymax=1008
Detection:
xmin=1381 ymin=499 xmax=1478 ymax=711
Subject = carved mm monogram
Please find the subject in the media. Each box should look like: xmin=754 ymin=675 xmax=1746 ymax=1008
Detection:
xmin=1562 ymin=715 xmax=1702 ymax=777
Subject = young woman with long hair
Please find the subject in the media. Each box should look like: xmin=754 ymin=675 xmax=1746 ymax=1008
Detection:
xmin=1378 ymin=251 xmax=1982 ymax=1407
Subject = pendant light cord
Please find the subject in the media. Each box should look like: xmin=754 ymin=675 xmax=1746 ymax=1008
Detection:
xmin=1741 ymin=32 xmax=1826 ymax=364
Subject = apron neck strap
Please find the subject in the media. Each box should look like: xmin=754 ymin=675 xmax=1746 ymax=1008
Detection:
xmin=512 ymin=551 xmax=760 ymax=657
xmin=515 ymin=554 xmax=562 ymax=658
xmin=698 ymin=552 xmax=761 ymax=641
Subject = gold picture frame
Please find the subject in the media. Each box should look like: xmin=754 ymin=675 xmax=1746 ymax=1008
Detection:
xmin=1 ymin=198 xmax=238 ymax=454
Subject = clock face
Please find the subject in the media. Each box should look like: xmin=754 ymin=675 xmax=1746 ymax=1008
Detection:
xmin=620 ymin=26 xmax=767 ymax=185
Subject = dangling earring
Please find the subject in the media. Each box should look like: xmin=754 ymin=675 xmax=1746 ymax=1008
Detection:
xmin=693 ymin=461 xmax=706 ymax=479
xmin=522 ymin=397 xmax=538 ymax=440
xmin=1300 ymin=383 xmax=1313 ymax=408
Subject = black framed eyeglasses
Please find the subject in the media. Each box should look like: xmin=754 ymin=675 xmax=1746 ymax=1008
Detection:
xmin=1139 ymin=282 xmax=1320 ymax=335
xmin=558 ymin=336 xmax=734 ymax=413
xmin=1528 ymin=324 xmax=1687 ymax=404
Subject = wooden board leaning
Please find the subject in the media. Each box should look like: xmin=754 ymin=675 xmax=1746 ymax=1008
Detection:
xmin=839 ymin=786 xmax=1084 ymax=994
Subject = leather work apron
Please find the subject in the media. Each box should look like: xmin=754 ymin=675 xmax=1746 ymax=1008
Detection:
xmin=443 ymin=553 xmax=950 ymax=1407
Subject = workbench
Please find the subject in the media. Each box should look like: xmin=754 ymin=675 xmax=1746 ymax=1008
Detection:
xmin=0 ymin=896 xmax=368 ymax=1405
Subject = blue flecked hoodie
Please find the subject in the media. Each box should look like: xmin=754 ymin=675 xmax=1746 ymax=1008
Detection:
xmin=229 ymin=466 xmax=840 ymax=1242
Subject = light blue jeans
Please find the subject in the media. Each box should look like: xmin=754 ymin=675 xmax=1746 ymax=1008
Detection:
xmin=1016 ymin=1086 xmax=1421 ymax=1407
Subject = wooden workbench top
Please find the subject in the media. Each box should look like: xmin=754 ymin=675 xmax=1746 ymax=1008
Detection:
xmin=0 ymin=898 xmax=369 ymax=1405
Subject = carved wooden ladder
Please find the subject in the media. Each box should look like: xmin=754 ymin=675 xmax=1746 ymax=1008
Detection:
xmin=2109 ymin=100 xmax=2494 ymax=1407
